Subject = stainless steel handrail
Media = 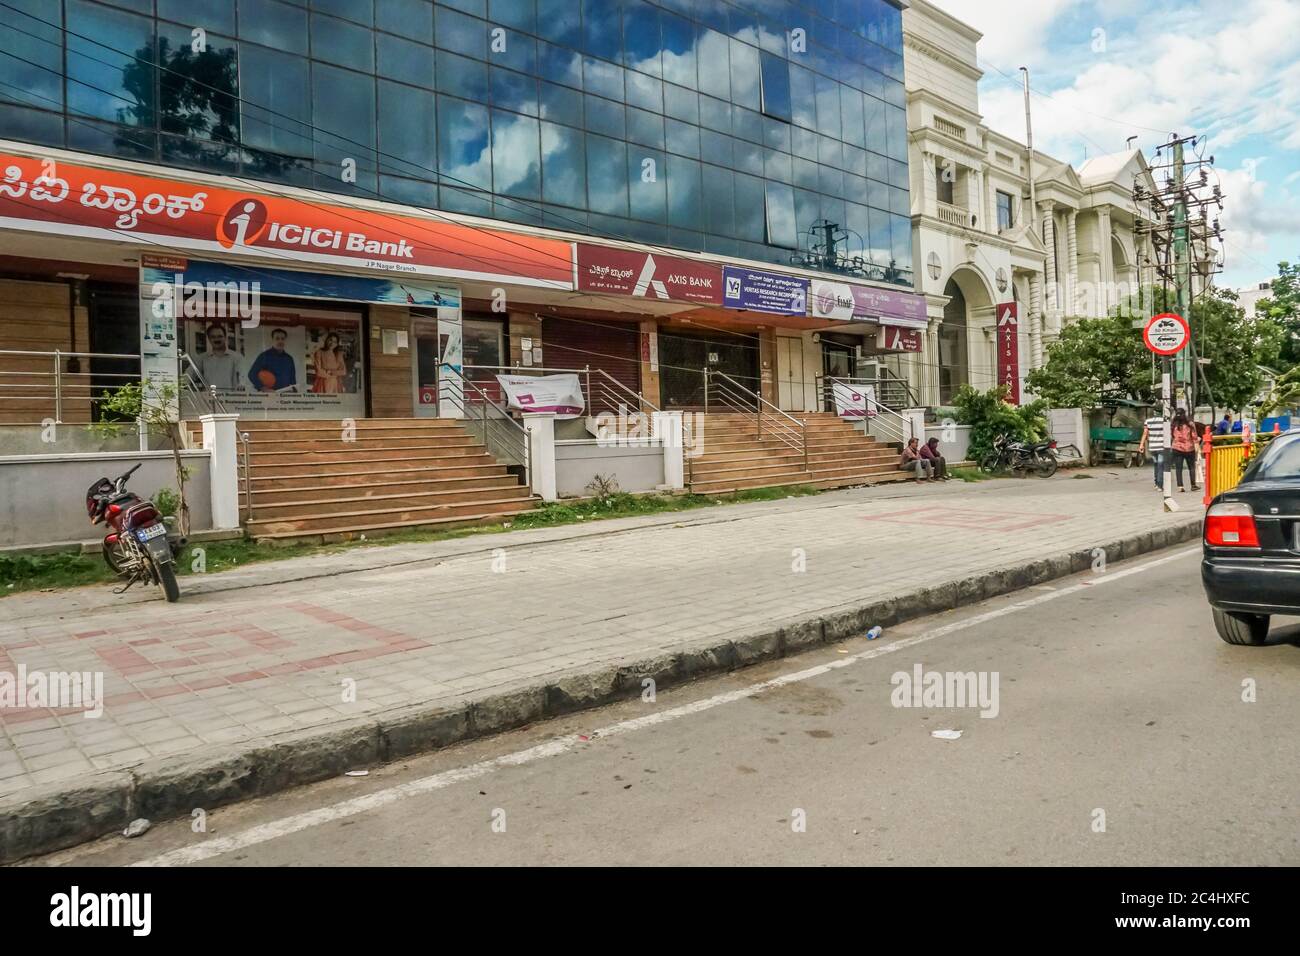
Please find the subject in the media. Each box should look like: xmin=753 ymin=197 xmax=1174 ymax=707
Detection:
xmin=438 ymin=372 xmax=531 ymax=484
xmin=0 ymin=348 xmax=142 ymax=424
xmin=462 ymin=363 xmax=660 ymax=417
xmin=820 ymin=377 xmax=914 ymax=446
xmin=592 ymin=367 xmax=661 ymax=413
xmin=707 ymin=368 xmax=808 ymax=472
xmin=239 ymin=430 xmax=253 ymax=523
xmin=179 ymin=350 xmax=230 ymax=417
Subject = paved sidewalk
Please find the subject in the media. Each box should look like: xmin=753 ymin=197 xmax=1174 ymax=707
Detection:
xmin=0 ymin=469 xmax=1200 ymax=854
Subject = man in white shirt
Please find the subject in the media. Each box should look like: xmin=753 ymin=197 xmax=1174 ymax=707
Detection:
xmin=1138 ymin=414 xmax=1168 ymax=491
xmin=195 ymin=324 xmax=245 ymax=391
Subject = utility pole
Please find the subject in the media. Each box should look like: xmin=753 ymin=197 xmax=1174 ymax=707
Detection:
xmin=1172 ymin=140 xmax=1192 ymax=401
xmin=1020 ymin=67 xmax=1036 ymax=229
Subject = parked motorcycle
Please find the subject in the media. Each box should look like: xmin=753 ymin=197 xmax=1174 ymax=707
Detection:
xmin=87 ymin=463 xmax=185 ymax=602
xmin=979 ymin=434 xmax=1059 ymax=478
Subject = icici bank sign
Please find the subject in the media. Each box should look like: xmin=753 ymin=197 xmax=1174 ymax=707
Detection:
xmin=0 ymin=153 xmax=572 ymax=289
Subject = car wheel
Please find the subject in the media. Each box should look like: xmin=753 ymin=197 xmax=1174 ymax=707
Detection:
xmin=1211 ymin=608 xmax=1270 ymax=645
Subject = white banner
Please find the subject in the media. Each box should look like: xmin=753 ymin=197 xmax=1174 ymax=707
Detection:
xmin=495 ymin=373 xmax=585 ymax=419
xmin=139 ymin=267 xmax=180 ymax=422
xmin=831 ymin=382 xmax=877 ymax=419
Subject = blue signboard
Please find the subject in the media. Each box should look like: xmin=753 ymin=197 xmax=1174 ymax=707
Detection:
xmin=721 ymin=266 xmax=809 ymax=316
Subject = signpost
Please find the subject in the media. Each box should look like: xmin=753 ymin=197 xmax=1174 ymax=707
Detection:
xmin=1142 ymin=312 xmax=1189 ymax=511
xmin=996 ymin=302 xmax=1020 ymax=404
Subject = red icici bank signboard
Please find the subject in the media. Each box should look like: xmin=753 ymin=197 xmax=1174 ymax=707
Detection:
xmin=0 ymin=153 xmax=573 ymax=288
xmin=996 ymin=301 xmax=1020 ymax=404
xmin=575 ymin=243 xmax=723 ymax=305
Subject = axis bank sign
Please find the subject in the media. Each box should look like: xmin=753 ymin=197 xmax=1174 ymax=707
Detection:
xmin=575 ymin=244 xmax=722 ymax=305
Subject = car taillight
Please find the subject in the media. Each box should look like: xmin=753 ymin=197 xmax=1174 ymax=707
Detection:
xmin=1205 ymin=502 xmax=1260 ymax=547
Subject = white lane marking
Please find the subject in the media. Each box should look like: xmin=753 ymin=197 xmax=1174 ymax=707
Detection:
xmin=133 ymin=545 xmax=1200 ymax=867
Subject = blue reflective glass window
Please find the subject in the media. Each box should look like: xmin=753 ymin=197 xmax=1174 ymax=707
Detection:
xmin=314 ymin=0 xmax=373 ymax=27
xmin=0 ymin=104 xmax=63 ymax=149
xmin=666 ymin=154 xmax=701 ymax=230
xmin=159 ymin=0 xmax=234 ymax=33
xmin=793 ymin=188 xmax=818 ymax=236
xmin=697 ymin=28 xmax=730 ymax=100
xmin=843 ymin=143 xmax=867 ymax=178
xmin=817 ymin=134 xmax=842 ymax=169
xmin=313 ymin=63 xmax=375 ymax=147
xmin=239 ymin=42 xmax=311 ymax=160
xmin=382 ymin=174 xmax=437 ymax=205
xmin=583 ymin=94 xmax=624 ymax=137
xmin=888 ymin=157 xmax=908 ymax=190
xmin=491 ymin=67 xmax=538 ymax=115
xmin=491 ymin=108 xmax=540 ymax=198
xmin=436 ymin=6 xmax=487 ymax=59
xmin=727 ymin=3 xmax=758 ymax=42
xmin=239 ymin=0 xmax=308 ymax=56
xmin=378 ymin=33 xmax=435 ymax=87
xmin=583 ymin=57 xmax=624 ymax=100
xmin=539 ymin=41 xmax=583 ymax=88
xmin=586 ymin=133 xmax=629 ymax=216
xmin=866 ymin=148 xmax=887 ymax=184
xmin=867 ymin=204 xmax=892 ymax=266
xmin=814 ymin=73 xmax=841 ymax=140
xmin=67 ymin=0 xmax=154 ymax=126
xmin=755 ymin=14 xmax=785 ymax=57
xmin=763 ymin=148 xmax=791 ymax=184
xmin=660 ymin=13 xmax=696 ymax=89
xmin=492 ymin=29 xmax=536 ymax=74
xmin=844 ymin=172 xmax=869 ymax=206
xmin=2 ymin=0 xmax=61 ymax=117
xmin=312 ymin=14 xmax=374 ymax=71
xmin=818 ymin=164 xmax=844 ymax=197
xmin=157 ymin=23 xmax=239 ymax=145
xmin=377 ymin=0 xmax=433 ymax=39
xmin=378 ymin=79 xmax=435 ymax=179
xmin=627 ymin=107 xmax=664 ymax=150
xmin=539 ymin=80 xmax=582 ymax=125
xmin=624 ymin=1 xmax=662 ymax=78
xmin=440 ymin=182 xmax=493 ymax=216
xmin=863 ymin=93 xmax=886 ymax=152
xmin=583 ymin=0 xmax=623 ymax=65
xmin=792 ymin=156 xmax=817 ymax=190
xmin=839 ymin=85 xmax=865 ymax=147
xmin=763 ymin=117 xmax=790 ymax=152
xmin=695 ymin=0 xmax=727 ymax=33
xmin=788 ymin=63 xmax=816 ymax=129
xmin=886 ymin=104 xmax=907 ymax=160
xmin=731 ymin=106 xmax=763 ymax=145
xmin=732 ymin=138 xmax=762 ymax=177
xmin=441 ymin=0 xmax=487 ymax=15
xmin=665 ymin=118 xmax=698 ymax=158
xmin=541 ymin=120 xmax=586 ymax=207
xmin=845 ymin=200 xmax=871 ymax=252
xmin=699 ymin=95 xmax=730 ymax=134
xmin=758 ymin=52 xmax=790 ymax=122
xmin=536 ymin=0 xmax=581 ymax=48
xmin=728 ymin=39 xmax=760 ymax=112
xmin=733 ymin=172 xmax=764 ymax=243
xmin=700 ymin=129 xmax=731 ymax=167
xmin=625 ymin=71 xmax=663 ymax=112
xmin=628 ymin=147 xmax=666 ymax=222
xmin=702 ymin=165 xmax=734 ymax=237
xmin=438 ymin=95 xmax=491 ymax=190
xmin=890 ymin=213 xmax=911 ymax=270
xmin=663 ymin=83 xmax=698 ymax=124
xmin=489 ymin=0 xmax=536 ymax=32
xmin=888 ymin=184 xmax=909 ymax=217
xmin=437 ymin=51 xmax=489 ymax=100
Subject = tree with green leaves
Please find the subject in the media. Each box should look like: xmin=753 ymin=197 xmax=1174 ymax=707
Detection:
xmin=951 ymin=384 xmax=1049 ymax=462
xmin=1253 ymin=260 xmax=1299 ymax=365
xmin=1024 ymin=312 xmax=1155 ymax=408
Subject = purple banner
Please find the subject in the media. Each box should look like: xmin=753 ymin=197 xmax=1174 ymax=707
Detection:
xmin=850 ymin=286 xmax=928 ymax=328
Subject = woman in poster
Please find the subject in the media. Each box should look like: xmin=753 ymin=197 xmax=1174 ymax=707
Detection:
xmin=310 ymin=333 xmax=347 ymax=394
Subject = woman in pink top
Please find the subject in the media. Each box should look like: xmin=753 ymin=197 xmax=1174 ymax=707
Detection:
xmin=1170 ymin=408 xmax=1201 ymax=492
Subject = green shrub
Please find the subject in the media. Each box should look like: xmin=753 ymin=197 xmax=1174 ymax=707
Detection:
xmin=952 ymin=384 xmax=1049 ymax=462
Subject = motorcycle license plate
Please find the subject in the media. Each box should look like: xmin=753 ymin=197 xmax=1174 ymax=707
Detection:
xmin=136 ymin=524 xmax=167 ymax=542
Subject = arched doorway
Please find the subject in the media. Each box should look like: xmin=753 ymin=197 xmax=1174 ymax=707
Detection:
xmin=939 ymin=280 xmax=968 ymax=403
xmin=938 ymin=266 xmax=997 ymax=403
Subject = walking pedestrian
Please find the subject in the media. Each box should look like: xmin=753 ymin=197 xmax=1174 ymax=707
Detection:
xmin=1170 ymin=409 xmax=1201 ymax=493
xmin=1138 ymin=412 xmax=1168 ymax=491
xmin=1215 ymin=411 xmax=1234 ymax=435
xmin=899 ymin=437 xmax=935 ymax=482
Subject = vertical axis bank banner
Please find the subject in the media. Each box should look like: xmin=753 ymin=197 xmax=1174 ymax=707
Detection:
xmin=996 ymin=301 xmax=1020 ymax=405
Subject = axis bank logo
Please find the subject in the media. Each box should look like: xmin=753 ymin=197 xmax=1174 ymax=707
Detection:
xmin=216 ymin=196 xmax=415 ymax=259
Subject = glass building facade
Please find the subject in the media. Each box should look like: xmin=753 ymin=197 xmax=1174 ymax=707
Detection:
xmin=0 ymin=0 xmax=912 ymax=286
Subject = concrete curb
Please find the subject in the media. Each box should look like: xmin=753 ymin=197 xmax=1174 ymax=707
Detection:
xmin=0 ymin=517 xmax=1202 ymax=864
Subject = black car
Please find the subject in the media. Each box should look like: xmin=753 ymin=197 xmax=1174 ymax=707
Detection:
xmin=1202 ymin=429 xmax=1300 ymax=645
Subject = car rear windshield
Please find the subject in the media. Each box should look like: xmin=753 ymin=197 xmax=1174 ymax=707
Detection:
xmin=1246 ymin=433 xmax=1300 ymax=480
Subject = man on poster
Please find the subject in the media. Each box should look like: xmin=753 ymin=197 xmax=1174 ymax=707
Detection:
xmin=248 ymin=328 xmax=298 ymax=392
xmin=195 ymin=324 xmax=245 ymax=391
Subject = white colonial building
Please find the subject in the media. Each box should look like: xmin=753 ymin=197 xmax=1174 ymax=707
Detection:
xmin=890 ymin=0 xmax=1159 ymax=406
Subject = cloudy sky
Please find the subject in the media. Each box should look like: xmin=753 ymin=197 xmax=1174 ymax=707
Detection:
xmin=928 ymin=0 xmax=1300 ymax=291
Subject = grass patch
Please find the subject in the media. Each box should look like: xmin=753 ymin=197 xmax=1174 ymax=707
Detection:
xmin=1 ymin=483 xmax=828 ymax=597
xmin=950 ymin=466 xmax=991 ymax=482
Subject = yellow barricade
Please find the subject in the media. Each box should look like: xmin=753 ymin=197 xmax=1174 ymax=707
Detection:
xmin=1208 ymin=441 xmax=1248 ymax=498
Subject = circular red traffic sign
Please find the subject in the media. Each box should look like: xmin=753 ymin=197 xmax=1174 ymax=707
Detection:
xmin=1143 ymin=312 xmax=1189 ymax=355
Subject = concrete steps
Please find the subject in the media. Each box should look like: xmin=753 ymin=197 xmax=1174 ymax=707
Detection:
xmin=231 ymin=418 xmax=536 ymax=542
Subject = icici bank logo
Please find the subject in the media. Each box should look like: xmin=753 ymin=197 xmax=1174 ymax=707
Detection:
xmin=217 ymin=197 xmax=269 ymax=248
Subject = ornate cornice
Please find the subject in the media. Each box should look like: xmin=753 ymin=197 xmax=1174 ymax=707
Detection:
xmin=904 ymin=34 xmax=984 ymax=82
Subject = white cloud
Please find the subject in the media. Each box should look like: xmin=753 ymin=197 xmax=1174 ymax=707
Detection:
xmin=926 ymin=0 xmax=1077 ymax=70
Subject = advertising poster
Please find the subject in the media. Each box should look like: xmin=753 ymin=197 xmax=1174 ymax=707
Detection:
xmin=495 ymin=374 xmax=585 ymax=418
xmin=722 ymin=266 xmax=809 ymax=316
xmin=831 ymin=382 xmax=878 ymax=419
xmin=181 ymin=308 xmax=365 ymax=420
xmin=996 ymin=301 xmax=1020 ymax=405
xmin=575 ymin=244 xmax=723 ymax=305
xmin=437 ymin=308 xmax=464 ymax=419
xmin=138 ymin=266 xmax=180 ymax=423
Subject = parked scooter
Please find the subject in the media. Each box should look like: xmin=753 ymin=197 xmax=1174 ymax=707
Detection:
xmin=980 ymin=433 xmax=1059 ymax=478
xmin=87 ymin=463 xmax=185 ymax=602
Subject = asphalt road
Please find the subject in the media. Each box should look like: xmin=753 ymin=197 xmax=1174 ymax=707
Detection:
xmin=32 ymin=543 xmax=1299 ymax=867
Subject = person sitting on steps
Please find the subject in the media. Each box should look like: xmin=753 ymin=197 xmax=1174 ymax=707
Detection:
xmin=920 ymin=436 xmax=951 ymax=480
xmin=899 ymin=437 xmax=935 ymax=482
